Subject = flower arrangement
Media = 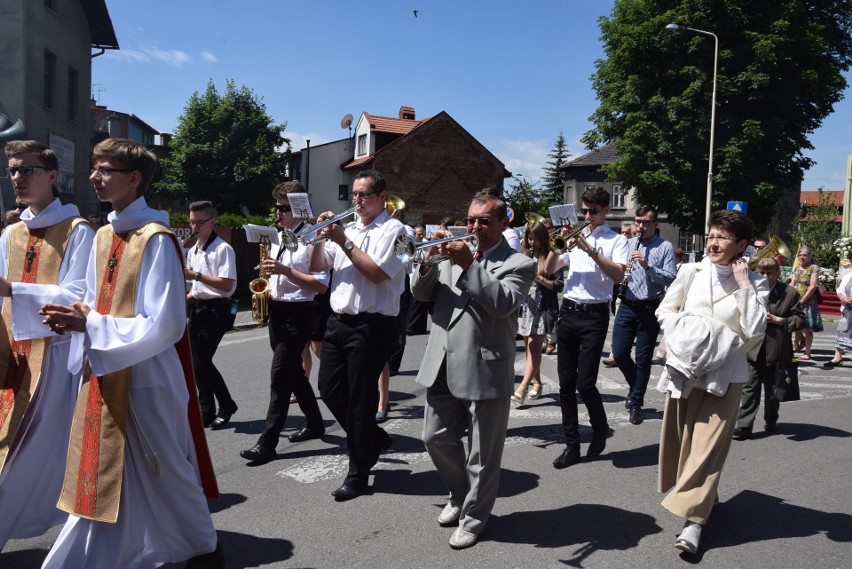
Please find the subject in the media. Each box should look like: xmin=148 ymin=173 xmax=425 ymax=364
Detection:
xmin=818 ymin=266 xmax=837 ymax=291
xmin=835 ymin=235 xmax=852 ymax=261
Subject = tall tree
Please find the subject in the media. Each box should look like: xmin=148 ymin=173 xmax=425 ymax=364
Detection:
xmin=542 ymin=132 xmax=571 ymax=203
xmin=584 ymin=0 xmax=852 ymax=233
xmin=790 ymin=188 xmax=841 ymax=268
xmin=505 ymin=175 xmax=552 ymax=226
xmin=156 ymin=79 xmax=290 ymax=214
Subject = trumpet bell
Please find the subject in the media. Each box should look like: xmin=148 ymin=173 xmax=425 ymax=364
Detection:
xmin=386 ymin=194 xmax=406 ymax=215
xmin=550 ymin=235 xmax=568 ymax=254
xmin=393 ymin=235 xmax=417 ymax=263
xmin=525 ymin=212 xmax=546 ymax=225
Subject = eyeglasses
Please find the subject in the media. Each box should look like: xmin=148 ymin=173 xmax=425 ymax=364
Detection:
xmin=352 ymin=191 xmax=376 ymax=199
xmin=2 ymin=165 xmax=52 ymax=178
xmin=465 ymin=216 xmax=494 ymax=226
xmin=634 ymin=219 xmax=656 ymax=225
xmin=705 ymin=234 xmax=738 ymax=243
xmin=276 ymin=204 xmax=292 ymax=213
xmin=189 ymin=218 xmax=212 ymax=226
xmin=90 ymin=167 xmax=132 ymax=177
xmin=580 ymin=208 xmax=600 ymax=216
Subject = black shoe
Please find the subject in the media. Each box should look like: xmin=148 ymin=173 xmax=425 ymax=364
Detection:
xmin=289 ymin=426 xmax=325 ymax=443
xmin=185 ymin=541 xmax=225 ymax=569
xmin=201 ymin=414 xmax=216 ymax=428
xmin=380 ymin=432 xmax=393 ymax=453
xmin=553 ymin=447 xmax=581 ymax=469
xmin=211 ymin=403 xmax=237 ymax=429
xmin=587 ymin=428 xmax=609 ymax=458
xmin=240 ymin=444 xmax=276 ymax=463
xmin=732 ymin=427 xmax=752 ymax=441
xmin=764 ymin=421 xmax=778 ymax=432
xmin=629 ymin=407 xmax=644 ymax=425
xmin=332 ymin=483 xmax=365 ymax=502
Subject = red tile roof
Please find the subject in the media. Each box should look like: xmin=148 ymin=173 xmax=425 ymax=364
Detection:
xmin=363 ymin=112 xmax=429 ymax=135
xmin=800 ymin=190 xmax=844 ymax=206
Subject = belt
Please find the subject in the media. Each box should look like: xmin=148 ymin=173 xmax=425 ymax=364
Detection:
xmin=561 ymin=299 xmax=609 ymax=313
xmin=332 ymin=312 xmax=395 ymax=324
xmin=195 ymin=297 xmax=230 ymax=306
xmin=620 ymin=298 xmax=661 ymax=308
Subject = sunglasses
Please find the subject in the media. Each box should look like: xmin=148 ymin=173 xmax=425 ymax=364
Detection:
xmin=465 ymin=216 xmax=493 ymax=226
xmin=580 ymin=208 xmax=600 ymax=216
xmin=276 ymin=204 xmax=292 ymax=213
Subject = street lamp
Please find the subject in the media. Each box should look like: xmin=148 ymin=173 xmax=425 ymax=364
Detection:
xmin=666 ymin=23 xmax=719 ymax=238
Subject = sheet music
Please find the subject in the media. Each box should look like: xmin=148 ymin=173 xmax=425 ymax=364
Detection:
xmin=549 ymin=204 xmax=578 ymax=226
xmin=243 ymin=224 xmax=280 ymax=245
xmin=448 ymin=225 xmax=468 ymax=237
xmin=287 ymin=193 xmax=314 ymax=219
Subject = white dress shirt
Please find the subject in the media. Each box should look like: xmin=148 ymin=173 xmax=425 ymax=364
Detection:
xmin=187 ymin=233 xmax=236 ymax=299
xmin=559 ymin=223 xmax=629 ymax=303
xmin=270 ymin=222 xmax=329 ymax=302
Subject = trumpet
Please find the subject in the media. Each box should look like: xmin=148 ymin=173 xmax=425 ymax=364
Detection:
xmin=394 ymin=233 xmax=479 ymax=266
xmin=181 ymin=231 xmax=198 ymax=248
xmin=556 ymin=220 xmax=592 ymax=253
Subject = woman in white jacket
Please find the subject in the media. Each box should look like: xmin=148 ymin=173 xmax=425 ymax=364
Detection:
xmin=655 ymin=210 xmax=769 ymax=555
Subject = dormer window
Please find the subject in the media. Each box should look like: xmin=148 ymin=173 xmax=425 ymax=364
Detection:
xmin=357 ymin=134 xmax=367 ymax=156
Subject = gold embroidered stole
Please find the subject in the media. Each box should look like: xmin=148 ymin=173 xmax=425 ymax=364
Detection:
xmin=58 ymin=223 xmax=169 ymax=523
xmin=0 ymin=218 xmax=81 ymax=473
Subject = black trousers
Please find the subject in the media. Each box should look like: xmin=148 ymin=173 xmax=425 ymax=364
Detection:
xmin=188 ymin=299 xmax=236 ymax=419
xmin=406 ymin=297 xmax=432 ymax=334
xmin=319 ymin=313 xmax=396 ymax=487
xmin=258 ymin=300 xmax=324 ymax=449
xmin=556 ymin=302 xmax=610 ymax=449
xmin=388 ymin=278 xmax=411 ymax=372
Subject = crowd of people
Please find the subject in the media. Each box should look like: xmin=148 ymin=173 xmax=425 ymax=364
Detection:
xmin=0 ymin=136 xmax=848 ymax=565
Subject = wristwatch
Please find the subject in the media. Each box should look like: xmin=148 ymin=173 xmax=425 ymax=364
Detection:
xmin=195 ymin=271 xmax=202 ymax=281
xmin=343 ymin=240 xmax=355 ymax=253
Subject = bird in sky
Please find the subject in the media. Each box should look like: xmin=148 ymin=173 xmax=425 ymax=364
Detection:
xmin=413 ymin=9 xmax=418 ymax=18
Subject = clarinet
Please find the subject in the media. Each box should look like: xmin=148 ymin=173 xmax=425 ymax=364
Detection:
xmin=617 ymin=228 xmax=645 ymax=300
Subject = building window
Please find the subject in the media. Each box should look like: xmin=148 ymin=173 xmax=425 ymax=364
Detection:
xmin=611 ymin=185 xmax=625 ymax=209
xmin=44 ymin=51 xmax=57 ymax=110
xmin=67 ymin=67 xmax=79 ymax=121
xmin=357 ymin=134 xmax=367 ymax=156
xmin=338 ymin=184 xmax=349 ymax=200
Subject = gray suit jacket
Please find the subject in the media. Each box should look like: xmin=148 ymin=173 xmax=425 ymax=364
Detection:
xmin=411 ymin=238 xmax=537 ymax=400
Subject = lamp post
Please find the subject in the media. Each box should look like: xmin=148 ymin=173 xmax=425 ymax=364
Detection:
xmin=666 ymin=23 xmax=719 ymax=238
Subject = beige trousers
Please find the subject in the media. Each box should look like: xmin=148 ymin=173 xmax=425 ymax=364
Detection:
xmin=658 ymin=383 xmax=742 ymax=524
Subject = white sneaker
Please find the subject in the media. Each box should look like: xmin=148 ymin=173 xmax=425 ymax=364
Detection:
xmin=675 ymin=521 xmax=702 ymax=554
xmin=437 ymin=502 xmax=461 ymax=526
xmin=449 ymin=528 xmax=478 ymax=549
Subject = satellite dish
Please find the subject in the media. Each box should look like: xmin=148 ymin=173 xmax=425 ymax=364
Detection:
xmin=340 ymin=114 xmax=353 ymax=129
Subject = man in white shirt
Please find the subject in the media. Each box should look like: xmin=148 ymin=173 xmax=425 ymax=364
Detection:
xmin=240 ymin=181 xmax=329 ymax=464
xmin=185 ymin=200 xmax=238 ymax=429
xmin=309 ymin=170 xmax=406 ymax=501
xmin=545 ymin=187 xmax=628 ymax=469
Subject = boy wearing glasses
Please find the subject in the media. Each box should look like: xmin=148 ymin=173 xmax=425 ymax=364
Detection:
xmin=0 ymin=141 xmax=94 ymax=551
xmin=545 ymin=186 xmax=628 ymax=468
xmin=240 ymin=181 xmax=328 ymax=464
xmin=185 ymin=200 xmax=238 ymax=429
xmin=40 ymin=138 xmax=223 ymax=568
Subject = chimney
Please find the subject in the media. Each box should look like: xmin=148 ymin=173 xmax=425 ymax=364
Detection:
xmin=399 ymin=106 xmax=416 ymax=120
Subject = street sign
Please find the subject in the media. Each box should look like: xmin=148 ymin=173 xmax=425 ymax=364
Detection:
xmin=727 ymin=201 xmax=748 ymax=214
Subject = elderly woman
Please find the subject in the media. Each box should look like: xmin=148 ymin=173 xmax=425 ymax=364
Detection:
xmin=788 ymin=245 xmax=823 ymax=359
xmin=656 ymin=210 xmax=768 ymax=555
xmin=824 ymin=267 xmax=852 ymax=368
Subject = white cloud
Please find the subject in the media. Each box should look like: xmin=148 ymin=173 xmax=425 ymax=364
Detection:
xmin=105 ymin=45 xmax=194 ymax=67
xmin=149 ymin=48 xmax=192 ymax=67
xmin=495 ymin=135 xmax=587 ymax=182
xmin=200 ymin=51 xmax=218 ymax=63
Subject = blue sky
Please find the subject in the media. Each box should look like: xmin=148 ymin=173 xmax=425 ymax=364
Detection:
xmin=95 ymin=1 xmax=851 ymax=192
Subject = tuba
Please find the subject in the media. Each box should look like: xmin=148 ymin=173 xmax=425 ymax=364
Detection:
xmin=748 ymin=235 xmax=792 ymax=270
xmin=248 ymin=235 xmax=271 ymax=324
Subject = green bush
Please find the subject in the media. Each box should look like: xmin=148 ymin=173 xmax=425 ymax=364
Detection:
xmin=167 ymin=209 xmax=272 ymax=227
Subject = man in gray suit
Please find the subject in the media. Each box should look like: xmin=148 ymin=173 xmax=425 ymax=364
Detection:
xmin=412 ymin=189 xmax=536 ymax=549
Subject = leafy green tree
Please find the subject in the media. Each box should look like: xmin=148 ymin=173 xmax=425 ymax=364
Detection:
xmin=505 ymin=175 xmax=552 ymax=227
xmin=790 ymin=188 xmax=841 ymax=268
xmin=156 ymin=79 xmax=290 ymax=214
xmin=542 ymin=132 xmax=571 ymax=203
xmin=584 ymin=0 xmax=852 ymax=233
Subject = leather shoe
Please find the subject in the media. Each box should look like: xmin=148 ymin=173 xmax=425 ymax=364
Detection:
xmin=587 ymin=428 xmax=609 ymax=458
xmin=438 ymin=501 xmax=461 ymax=526
xmin=289 ymin=426 xmax=324 ymax=443
xmin=201 ymin=414 xmax=215 ymax=428
xmin=185 ymin=541 xmax=225 ymax=569
xmin=629 ymin=407 xmax=644 ymax=425
xmin=240 ymin=444 xmax=276 ymax=463
xmin=449 ymin=528 xmax=478 ymax=549
xmin=211 ymin=403 xmax=237 ymax=430
xmin=732 ymin=427 xmax=752 ymax=441
xmin=675 ymin=522 xmax=702 ymax=555
xmin=764 ymin=421 xmax=778 ymax=432
xmin=553 ymin=447 xmax=581 ymax=469
xmin=332 ymin=483 xmax=365 ymax=502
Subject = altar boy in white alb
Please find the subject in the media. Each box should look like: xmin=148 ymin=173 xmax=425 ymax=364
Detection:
xmin=0 ymin=140 xmax=93 ymax=551
xmin=40 ymin=138 xmax=223 ymax=569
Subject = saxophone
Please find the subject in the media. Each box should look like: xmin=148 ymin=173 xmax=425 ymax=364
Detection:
xmin=248 ymin=235 xmax=271 ymax=324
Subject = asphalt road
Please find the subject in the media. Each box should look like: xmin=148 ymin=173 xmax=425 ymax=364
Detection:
xmin=4 ymin=315 xmax=851 ymax=569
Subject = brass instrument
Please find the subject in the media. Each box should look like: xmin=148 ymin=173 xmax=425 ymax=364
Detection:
xmin=394 ymin=233 xmax=479 ymax=266
xmin=386 ymin=194 xmax=406 ymax=216
xmin=551 ymin=220 xmax=592 ymax=253
xmin=248 ymin=235 xmax=271 ymax=324
xmin=748 ymin=235 xmax=792 ymax=270
xmin=525 ymin=212 xmax=546 ymax=225
xmin=181 ymin=231 xmax=198 ymax=248
xmin=297 ymin=194 xmax=407 ymax=248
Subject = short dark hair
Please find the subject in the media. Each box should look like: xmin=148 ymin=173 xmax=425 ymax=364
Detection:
xmin=755 ymin=257 xmax=780 ymax=272
xmin=91 ymin=138 xmax=158 ymax=196
xmin=189 ymin=200 xmax=215 ymax=217
xmin=635 ymin=205 xmax=658 ymax=221
xmin=5 ymin=140 xmax=60 ymax=197
xmin=355 ymin=170 xmax=386 ymax=195
xmin=472 ymin=188 xmax=507 ymax=220
xmin=709 ymin=209 xmax=753 ymax=242
xmin=272 ymin=180 xmax=306 ymax=202
xmin=581 ymin=186 xmax=610 ymax=208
